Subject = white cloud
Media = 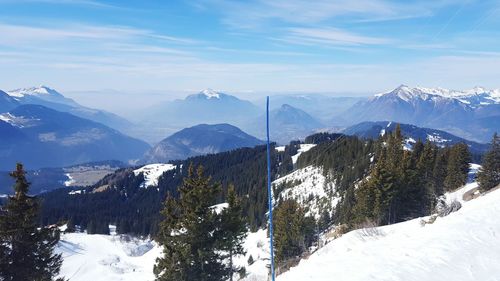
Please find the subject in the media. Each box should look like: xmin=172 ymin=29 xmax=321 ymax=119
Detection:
xmin=199 ymin=0 xmax=467 ymax=28
xmin=0 ymin=23 xmax=199 ymax=46
xmin=286 ymin=27 xmax=391 ymax=46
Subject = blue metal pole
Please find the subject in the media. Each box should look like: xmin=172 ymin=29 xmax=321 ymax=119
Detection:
xmin=266 ymin=96 xmax=276 ymax=281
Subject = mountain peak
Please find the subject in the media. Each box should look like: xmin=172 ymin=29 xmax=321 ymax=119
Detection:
xmin=8 ymin=85 xmax=63 ymax=98
xmin=200 ymin=88 xmax=221 ymax=99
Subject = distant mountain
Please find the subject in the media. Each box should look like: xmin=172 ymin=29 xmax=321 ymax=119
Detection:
xmin=138 ymin=89 xmax=261 ymax=143
xmin=343 ymin=121 xmax=490 ymax=157
xmin=247 ymin=104 xmax=324 ymax=144
xmin=0 ymin=104 xmax=150 ymax=170
xmin=261 ymin=94 xmax=364 ymax=124
xmin=6 ymin=86 xmax=132 ymax=131
xmin=143 ymin=123 xmax=264 ymax=163
xmin=0 ymin=90 xmax=19 ymax=113
xmin=341 ymin=85 xmax=500 ymax=142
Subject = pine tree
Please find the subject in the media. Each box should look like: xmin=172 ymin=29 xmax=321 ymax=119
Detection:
xmin=273 ymin=199 xmax=312 ymax=264
xmin=154 ymin=164 xmax=227 ymax=281
xmin=444 ymin=143 xmax=471 ymax=191
xmin=432 ymin=148 xmax=449 ymax=196
xmin=0 ymin=163 xmax=63 ymax=281
xmin=66 ymin=217 xmax=76 ymax=233
xmin=416 ymin=141 xmax=438 ymax=213
xmin=218 ymin=185 xmax=247 ymax=281
xmin=477 ymin=133 xmax=500 ymax=192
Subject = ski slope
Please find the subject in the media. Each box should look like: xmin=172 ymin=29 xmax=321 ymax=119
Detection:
xmin=278 ymin=187 xmax=500 ymax=281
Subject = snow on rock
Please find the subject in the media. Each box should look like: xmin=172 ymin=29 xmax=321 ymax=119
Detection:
xmin=275 ymin=146 xmax=286 ymax=152
xmin=278 ymin=186 xmax=500 ymax=281
xmin=426 ymin=133 xmax=451 ymax=144
xmin=291 ymin=144 xmax=316 ymax=165
xmin=64 ymin=173 xmax=76 ymax=187
xmin=272 ymin=165 xmax=338 ymax=219
xmin=133 ymin=164 xmax=176 ymax=188
xmin=210 ymin=202 xmax=229 ymax=214
xmin=403 ymin=137 xmax=416 ymax=151
xmin=57 ymin=233 xmax=161 ymax=281
xmin=68 ymin=190 xmax=84 ymax=195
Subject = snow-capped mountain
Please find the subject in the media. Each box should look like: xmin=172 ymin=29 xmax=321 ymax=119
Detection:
xmin=138 ymin=89 xmax=261 ymax=143
xmin=143 ymin=123 xmax=264 ymax=163
xmin=341 ymin=85 xmax=500 ymax=143
xmin=4 ymin=86 xmax=132 ymax=132
xmin=373 ymin=85 xmax=500 ymax=107
xmin=187 ymin=88 xmax=222 ymax=99
xmin=0 ymin=90 xmax=20 ymax=112
xmin=0 ymin=104 xmax=149 ymax=170
xmin=8 ymin=86 xmax=80 ymax=107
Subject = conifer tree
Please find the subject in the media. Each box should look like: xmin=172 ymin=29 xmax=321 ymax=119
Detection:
xmin=477 ymin=133 xmax=500 ymax=192
xmin=154 ymin=164 xmax=226 ymax=281
xmin=432 ymin=148 xmax=449 ymax=196
xmin=444 ymin=143 xmax=471 ymax=191
xmin=65 ymin=217 xmax=76 ymax=233
xmin=273 ymin=199 xmax=313 ymax=264
xmin=417 ymin=141 xmax=438 ymax=213
xmin=0 ymin=163 xmax=63 ymax=281
xmin=218 ymin=185 xmax=247 ymax=281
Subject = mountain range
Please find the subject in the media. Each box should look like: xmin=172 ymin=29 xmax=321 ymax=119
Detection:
xmin=343 ymin=121 xmax=490 ymax=157
xmin=5 ymin=86 xmax=132 ymax=132
xmin=340 ymin=85 xmax=500 ymax=143
xmin=143 ymin=123 xmax=264 ymax=163
xmin=259 ymin=94 xmax=363 ymax=124
xmin=246 ymin=103 xmax=325 ymax=144
xmin=138 ymin=89 xmax=261 ymax=143
xmin=0 ymin=104 xmax=149 ymax=170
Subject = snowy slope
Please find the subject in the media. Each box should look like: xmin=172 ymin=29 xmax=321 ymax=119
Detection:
xmin=57 ymin=233 xmax=161 ymax=281
xmin=278 ymin=186 xmax=500 ymax=281
xmin=291 ymin=144 xmax=316 ymax=164
xmin=133 ymin=163 xmax=176 ymax=188
xmin=57 ymin=228 xmax=271 ymax=281
xmin=272 ymin=165 xmax=338 ymax=219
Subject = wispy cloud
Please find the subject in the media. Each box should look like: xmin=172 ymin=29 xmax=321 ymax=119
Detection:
xmin=0 ymin=0 xmax=116 ymax=8
xmin=0 ymin=23 xmax=199 ymax=46
xmin=285 ymin=27 xmax=391 ymax=46
xmin=199 ymin=0 xmax=467 ymax=29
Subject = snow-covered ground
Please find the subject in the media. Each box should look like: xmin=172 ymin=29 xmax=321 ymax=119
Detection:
xmin=278 ymin=186 xmax=500 ymax=281
xmin=272 ymin=165 xmax=338 ymax=219
xmin=291 ymin=144 xmax=316 ymax=164
xmin=64 ymin=173 xmax=76 ymax=187
xmin=133 ymin=164 xmax=176 ymax=188
xmin=57 ymin=233 xmax=161 ymax=281
xmin=57 ymin=228 xmax=270 ymax=281
xmin=56 ymin=162 xmax=498 ymax=281
xmin=57 ymin=184 xmax=500 ymax=281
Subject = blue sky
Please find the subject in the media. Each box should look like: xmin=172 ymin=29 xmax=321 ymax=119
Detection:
xmin=0 ymin=0 xmax=499 ymax=107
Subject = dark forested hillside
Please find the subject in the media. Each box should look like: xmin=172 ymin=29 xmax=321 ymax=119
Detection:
xmin=36 ymin=127 xmax=473 ymax=239
xmin=39 ymin=144 xmax=298 ymax=235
